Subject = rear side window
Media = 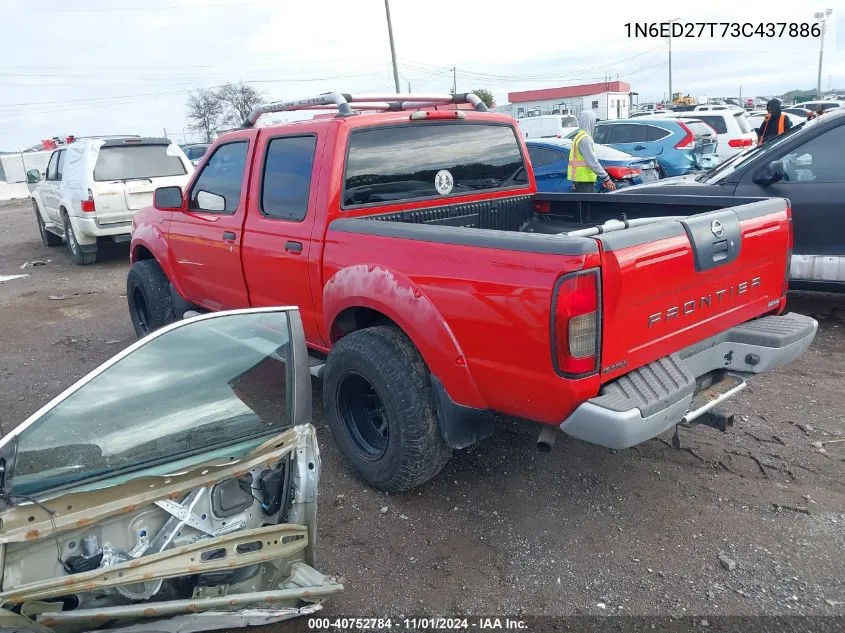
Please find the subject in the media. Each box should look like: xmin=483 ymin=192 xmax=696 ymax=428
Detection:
xmin=94 ymin=145 xmax=187 ymax=182
xmin=643 ymin=125 xmax=671 ymax=141
xmin=46 ymin=151 xmax=59 ymax=181
xmin=261 ymin=135 xmax=317 ymax=221
xmin=694 ymin=116 xmax=728 ymax=134
xmin=527 ymin=146 xmax=563 ymax=168
xmin=607 ymin=124 xmax=646 ymax=143
xmin=734 ymin=113 xmax=751 ymax=133
xmin=56 ymin=150 xmax=66 ymax=181
xmin=343 ymin=123 xmax=526 ymax=207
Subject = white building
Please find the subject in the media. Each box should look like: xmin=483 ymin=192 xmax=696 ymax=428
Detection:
xmin=495 ymin=81 xmax=632 ymax=121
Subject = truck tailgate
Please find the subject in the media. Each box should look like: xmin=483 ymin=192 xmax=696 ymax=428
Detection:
xmin=596 ymin=198 xmax=791 ymax=382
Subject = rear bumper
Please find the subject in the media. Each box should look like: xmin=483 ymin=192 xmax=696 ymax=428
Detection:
xmin=559 ymin=313 xmax=817 ymax=450
xmin=72 ymin=216 xmax=133 ymax=244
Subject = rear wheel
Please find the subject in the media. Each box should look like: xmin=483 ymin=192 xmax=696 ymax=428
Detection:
xmin=323 ymin=326 xmax=452 ymax=492
xmin=34 ymin=202 xmax=62 ymax=247
xmin=62 ymin=213 xmax=96 ymax=265
xmin=127 ymin=260 xmax=176 ymax=338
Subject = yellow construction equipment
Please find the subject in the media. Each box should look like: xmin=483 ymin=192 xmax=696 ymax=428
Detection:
xmin=672 ymin=93 xmax=696 ymax=106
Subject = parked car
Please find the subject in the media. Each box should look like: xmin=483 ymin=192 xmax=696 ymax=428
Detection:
xmin=0 ymin=308 xmax=342 ymax=633
xmin=659 ymin=110 xmax=757 ymax=162
xmin=783 ymin=107 xmax=816 ymax=120
xmin=618 ymin=110 xmax=845 ymax=288
xmin=591 ymin=117 xmax=719 ymax=176
xmin=526 ymin=138 xmax=659 ymax=192
xmin=28 ymin=137 xmax=193 ymax=265
xmin=516 ymin=114 xmax=579 ymax=139
xmin=127 ymin=91 xmax=813 ymax=494
xmin=747 ymin=110 xmax=805 ymax=129
xmin=799 ymin=100 xmax=845 ymax=113
xmin=690 ymin=104 xmax=744 ymax=112
xmin=181 ymin=142 xmax=211 ymax=165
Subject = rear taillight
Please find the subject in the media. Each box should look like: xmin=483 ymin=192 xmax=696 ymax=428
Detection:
xmin=728 ymin=138 xmax=753 ymax=148
xmin=605 ymin=166 xmax=641 ymax=180
xmin=552 ymin=269 xmax=600 ymax=376
xmin=674 ymin=123 xmax=695 ymax=149
xmin=80 ymin=188 xmax=95 ymax=213
xmin=534 ymin=199 xmax=550 ymax=213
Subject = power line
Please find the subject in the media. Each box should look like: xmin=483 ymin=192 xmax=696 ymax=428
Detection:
xmin=12 ymin=1 xmax=268 ymax=11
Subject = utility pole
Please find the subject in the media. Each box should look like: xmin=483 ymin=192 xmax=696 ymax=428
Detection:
xmin=815 ymin=9 xmax=833 ymax=97
xmin=666 ymin=18 xmax=679 ymax=105
xmin=451 ymin=67 xmax=457 ymax=94
xmin=384 ymin=0 xmax=400 ymax=94
xmin=408 ymin=81 xmax=411 ymax=93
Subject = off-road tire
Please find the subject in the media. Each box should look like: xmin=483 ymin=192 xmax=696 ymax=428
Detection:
xmin=127 ymin=260 xmax=176 ymax=338
xmin=323 ymin=325 xmax=452 ymax=492
xmin=34 ymin=201 xmax=62 ymax=247
xmin=62 ymin=213 xmax=96 ymax=265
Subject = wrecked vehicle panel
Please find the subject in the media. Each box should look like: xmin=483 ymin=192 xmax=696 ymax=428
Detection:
xmin=0 ymin=308 xmax=342 ymax=633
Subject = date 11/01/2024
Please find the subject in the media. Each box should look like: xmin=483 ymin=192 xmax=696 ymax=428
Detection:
xmin=625 ymin=22 xmax=822 ymax=38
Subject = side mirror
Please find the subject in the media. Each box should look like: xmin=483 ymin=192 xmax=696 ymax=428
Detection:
xmin=26 ymin=169 xmax=41 ymax=184
xmin=752 ymin=160 xmax=784 ymax=185
xmin=153 ymin=186 xmax=183 ymax=210
xmin=195 ymin=190 xmax=226 ymax=212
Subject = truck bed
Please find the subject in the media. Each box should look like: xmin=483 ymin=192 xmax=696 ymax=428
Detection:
xmin=356 ymin=192 xmax=772 ymax=236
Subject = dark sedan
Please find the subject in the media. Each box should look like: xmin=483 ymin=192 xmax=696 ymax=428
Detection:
xmin=617 ymin=110 xmax=845 ymax=288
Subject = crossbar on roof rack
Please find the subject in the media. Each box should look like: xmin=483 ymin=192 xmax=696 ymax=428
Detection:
xmin=242 ymin=92 xmax=488 ymax=127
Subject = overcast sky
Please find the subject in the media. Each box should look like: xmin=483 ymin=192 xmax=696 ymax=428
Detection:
xmin=2 ymin=0 xmax=843 ymax=150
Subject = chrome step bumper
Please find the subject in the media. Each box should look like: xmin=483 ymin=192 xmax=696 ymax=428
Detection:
xmin=559 ymin=312 xmax=818 ymax=450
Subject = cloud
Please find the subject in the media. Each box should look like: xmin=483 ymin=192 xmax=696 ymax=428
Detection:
xmin=1 ymin=0 xmax=843 ymax=149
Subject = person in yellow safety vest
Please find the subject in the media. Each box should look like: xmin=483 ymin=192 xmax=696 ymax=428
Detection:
xmin=568 ymin=110 xmax=616 ymax=192
xmin=756 ymin=99 xmax=793 ymax=145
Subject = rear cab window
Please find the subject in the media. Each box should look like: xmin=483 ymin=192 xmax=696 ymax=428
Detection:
xmin=342 ymin=122 xmax=527 ymax=208
xmin=94 ymin=144 xmax=187 ymax=181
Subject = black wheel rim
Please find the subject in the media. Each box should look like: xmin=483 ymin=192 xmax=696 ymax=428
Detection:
xmin=132 ymin=287 xmax=151 ymax=334
xmin=336 ymin=372 xmax=389 ymax=460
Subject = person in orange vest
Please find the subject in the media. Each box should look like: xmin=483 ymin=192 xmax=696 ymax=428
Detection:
xmin=756 ymin=99 xmax=792 ymax=145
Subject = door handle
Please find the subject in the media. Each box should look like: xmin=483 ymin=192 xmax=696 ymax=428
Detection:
xmin=633 ymin=145 xmax=646 ymax=150
xmin=222 ymin=231 xmax=236 ymax=241
xmin=285 ymin=240 xmax=303 ymax=254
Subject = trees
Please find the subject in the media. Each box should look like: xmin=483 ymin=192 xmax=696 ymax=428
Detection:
xmin=217 ymin=82 xmax=266 ymax=125
xmin=185 ymin=83 xmax=266 ymax=140
xmin=472 ymin=88 xmax=495 ymax=109
xmin=186 ymin=89 xmax=224 ymax=142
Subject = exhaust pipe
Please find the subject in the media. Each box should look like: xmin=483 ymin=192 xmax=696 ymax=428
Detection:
xmin=537 ymin=426 xmax=559 ymax=453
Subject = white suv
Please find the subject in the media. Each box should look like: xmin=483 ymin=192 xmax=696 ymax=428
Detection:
xmin=659 ymin=110 xmax=757 ymax=161
xmin=29 ymin=137 xmax=193 ymax=265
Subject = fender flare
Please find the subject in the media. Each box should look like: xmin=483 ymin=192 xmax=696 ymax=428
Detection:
xmin=323 ymin=264 xmax=493 ymax=448
xmin=130 ymin=226 xmax=191 ymax=310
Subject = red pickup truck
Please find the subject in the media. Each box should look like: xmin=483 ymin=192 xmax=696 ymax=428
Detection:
xmin=128 ymin=92 xmax=817 ymax=492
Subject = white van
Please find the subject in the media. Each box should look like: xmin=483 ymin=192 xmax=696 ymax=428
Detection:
xmin=660 ymin=110 xmax=757 ymax=161
xmin=517 ymin=115 xmax=579 ymax=139
xmin=29 ymin=137 xmax=193 ymax=265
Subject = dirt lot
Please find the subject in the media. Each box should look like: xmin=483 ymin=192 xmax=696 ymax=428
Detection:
xmin=1 ymin=198 xmax=843 ymax=621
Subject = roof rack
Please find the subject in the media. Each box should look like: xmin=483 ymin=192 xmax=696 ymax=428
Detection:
xmin=242 ymin=92 xmax=489 ymax=127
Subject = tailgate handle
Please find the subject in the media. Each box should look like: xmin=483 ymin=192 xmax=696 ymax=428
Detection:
xmin=681 ymin=211 xmax=741 ymax=272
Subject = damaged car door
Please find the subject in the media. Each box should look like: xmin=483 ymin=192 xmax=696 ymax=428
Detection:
xmin=0 ymin=307 xmax=342 ymax=633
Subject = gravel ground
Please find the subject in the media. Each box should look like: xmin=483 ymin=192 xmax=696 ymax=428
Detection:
xmin=1 ymin=198 xmax=843 ymax=623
